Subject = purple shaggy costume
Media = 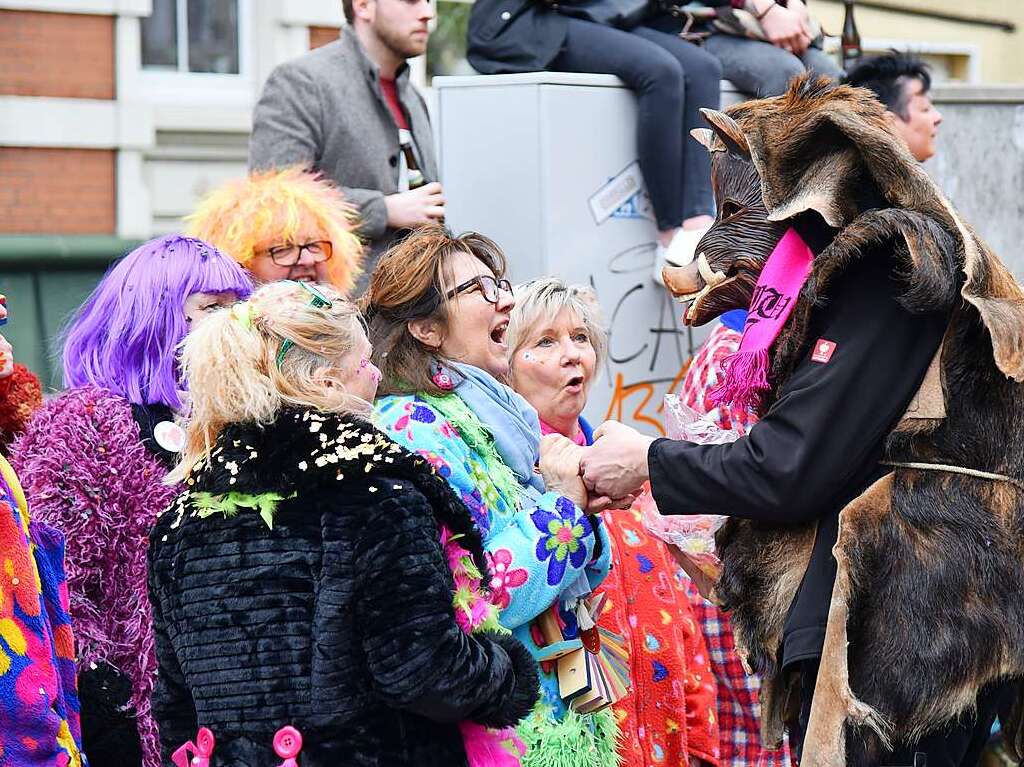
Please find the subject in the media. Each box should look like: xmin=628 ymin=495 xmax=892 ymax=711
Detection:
xmin=13 ymin=235 xmax=252 ymax=767
xmin=14 ymin=389 xmax=175 ymax=765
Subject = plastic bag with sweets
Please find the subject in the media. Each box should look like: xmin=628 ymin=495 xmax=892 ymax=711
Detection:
xmin=639 ymin=395 xmax=741 ymax=598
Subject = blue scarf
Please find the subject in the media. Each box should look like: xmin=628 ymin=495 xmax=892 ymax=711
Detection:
xmin=446 ymin=363 xmax=546 ymax=494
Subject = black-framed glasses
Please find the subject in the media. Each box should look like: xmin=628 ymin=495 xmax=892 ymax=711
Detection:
xmin=445 ymin=275 xmax=512 ymax=305
xmin=264 ymin=240 xmax=333 ymax=267
xmin=275 ymin=281 xmax=334 ymax=368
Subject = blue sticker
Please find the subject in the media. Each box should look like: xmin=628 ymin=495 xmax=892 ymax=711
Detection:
xmin=652 ymin=660 xmax=669 ymax=682
xmin=609 ymin=189 xmax=655 ymax=222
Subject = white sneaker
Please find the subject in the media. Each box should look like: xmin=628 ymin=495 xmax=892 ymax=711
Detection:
xmin=652 ymin=227 xmax=707 ymax=285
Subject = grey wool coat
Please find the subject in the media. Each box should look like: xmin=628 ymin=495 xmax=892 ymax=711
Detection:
xmin=249 ymin=30 xmax=438 ymax=281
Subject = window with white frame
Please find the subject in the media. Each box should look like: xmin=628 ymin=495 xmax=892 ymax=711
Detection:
xmin=141 ymin=0 xmax=241 ymax=74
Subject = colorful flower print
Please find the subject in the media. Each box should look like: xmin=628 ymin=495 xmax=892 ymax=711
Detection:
xmin=418 ymin=450 xmax=453 ymax=480
xmin=461 ymin=489 xmax=491 ymax=538
xmin=531 ymin=497 xmax=591 ymax=586
xmin=393 ymin=403 xmax=434 ymax=430
xmin=485 ymin=548 xmax=528 ymax=610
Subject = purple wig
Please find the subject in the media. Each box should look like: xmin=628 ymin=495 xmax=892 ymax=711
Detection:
xmin=62 ymin=235 xmax=253 ymax=409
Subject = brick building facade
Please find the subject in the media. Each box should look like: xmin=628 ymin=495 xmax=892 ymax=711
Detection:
xmin=0 ymin=0 xmax=355 ymax=384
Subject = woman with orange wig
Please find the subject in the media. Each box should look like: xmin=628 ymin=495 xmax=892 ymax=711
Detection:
xmin=188 ymin=166 xmax=365 ymax=295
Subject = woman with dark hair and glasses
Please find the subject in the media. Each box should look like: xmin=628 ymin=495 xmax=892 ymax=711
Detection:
xmin=366 ymin=224 xmax=618 ymax=767
xmin=187 ymin=166 xmax=365 ymax=294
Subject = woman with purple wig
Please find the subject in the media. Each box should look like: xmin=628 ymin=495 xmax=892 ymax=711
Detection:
xmin=12 ymin=235 xmax=252 ymax=767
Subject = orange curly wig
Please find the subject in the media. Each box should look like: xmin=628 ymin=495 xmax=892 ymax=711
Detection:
xmin=186 ymin=167 xmax=365 ymax=295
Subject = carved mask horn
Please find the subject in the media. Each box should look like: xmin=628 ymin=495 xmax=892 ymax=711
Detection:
xmin=690 ymin=128 xmax=718 ymax=152
xmin=700 ymin=108 xmax=751 ymax=160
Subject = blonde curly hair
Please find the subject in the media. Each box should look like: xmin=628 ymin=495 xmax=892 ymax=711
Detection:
xmin=171 ymin=281 xmax=369 ymax=481
xmin=187 ymin=167 xmax=364 ymax=294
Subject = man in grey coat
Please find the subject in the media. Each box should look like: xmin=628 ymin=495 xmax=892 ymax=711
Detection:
xmin=250 ymin=0 xmax=444 ymax=291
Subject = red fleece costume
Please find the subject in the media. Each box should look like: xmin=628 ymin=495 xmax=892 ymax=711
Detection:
xmin=597 ymin=508 xmax=720 ymax=766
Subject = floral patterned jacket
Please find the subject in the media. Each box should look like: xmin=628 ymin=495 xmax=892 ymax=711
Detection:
xmin=375 ymin=394 xmax=612 ymax=717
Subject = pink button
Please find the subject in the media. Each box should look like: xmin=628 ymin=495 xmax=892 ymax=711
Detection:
xmin=273 ymin=726 xmax=303 ymax=759
xmin=195 ymin=728 xmax=215 ymax=757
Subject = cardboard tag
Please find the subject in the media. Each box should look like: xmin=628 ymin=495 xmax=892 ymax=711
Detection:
xmin=557 ymin=648 xmax=593 ymax=701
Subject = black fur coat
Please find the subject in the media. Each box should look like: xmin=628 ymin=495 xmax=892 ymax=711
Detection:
xmin=148 ymin=409 xmax=539 ymax=767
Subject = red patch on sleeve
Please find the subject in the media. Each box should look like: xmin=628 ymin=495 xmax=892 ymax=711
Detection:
xmin=811 ymin=339 xmax=837 ymax=364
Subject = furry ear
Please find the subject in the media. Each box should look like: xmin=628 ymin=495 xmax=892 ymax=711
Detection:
xmin=952 ymin=208 xmax=1024 ymax=381
xmin=735 ymin=79 xmax=918 ymax=229
xmin=700 ymin=108 xmax=751 ymax=160
xmin=690 ymin=128 xmax=718 ymax=152
xmin=749 ymin=110 xmax=876 ymax=229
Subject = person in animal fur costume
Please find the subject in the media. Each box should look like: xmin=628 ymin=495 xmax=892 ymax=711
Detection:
xmin=581 ymin=75 xmax=1024 ymax=766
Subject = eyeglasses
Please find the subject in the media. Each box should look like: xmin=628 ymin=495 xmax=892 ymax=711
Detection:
xmin=275 ymin=281 xmax=334 ymax=368
xmin=264 ymin=240 xmax=333 ymax=267
xmin=444 ymin=275 xmax=512 ymax=305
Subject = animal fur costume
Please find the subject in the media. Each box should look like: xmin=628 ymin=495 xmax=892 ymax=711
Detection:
xmin=661 ymin=76 xmax=1024 ymax=764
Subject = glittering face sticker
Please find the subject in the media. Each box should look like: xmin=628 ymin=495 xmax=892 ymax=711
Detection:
xmin=511 ymin=308 xmax=596 ymax=427
xmin=338 ymin=335 xmax=381 ymax=402
xmin=359 ymin=356 xmax=382 ymax=385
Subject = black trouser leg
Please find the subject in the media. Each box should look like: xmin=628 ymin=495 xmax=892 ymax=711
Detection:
xmin=552 ymin=18 xmax=719 ymax=230
xmin=633 ymin=21 xmax=721 ymax=221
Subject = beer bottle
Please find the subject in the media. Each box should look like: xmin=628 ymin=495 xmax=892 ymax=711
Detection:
xmin=841 ymin=1 xmax=862 ymax=72
xmin=398 ymin=128 xmax=426 ymax=190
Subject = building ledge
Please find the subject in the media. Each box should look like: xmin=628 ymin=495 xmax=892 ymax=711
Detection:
xmin=0 ymin=235 xmax=140 ymax=266
xmin=0 ymin=96 xmax=153 ymax=149
xmin=0 ymin=0 xmax=151 ymax=16
xmin=932 ymin=84 xmax=1024 ymax=104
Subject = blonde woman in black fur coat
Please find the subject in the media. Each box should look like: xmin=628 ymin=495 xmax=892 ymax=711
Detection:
xmin=149 ymin=281 xmax=539 ymax=767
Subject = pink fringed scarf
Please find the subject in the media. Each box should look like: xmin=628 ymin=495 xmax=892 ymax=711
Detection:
xmin=440 ymin=526 xmax=526 ymax=767
xmin=710 ymin=228 xmax=814 ymax=412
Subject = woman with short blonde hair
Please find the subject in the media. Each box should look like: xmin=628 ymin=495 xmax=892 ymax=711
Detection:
xmin=151 ymin=280 xmax=539 ymax=767
xmin=506 ymin=278 xmax=607 ymax=380
xmin=506 ymin=277 xmax=721 ymax=767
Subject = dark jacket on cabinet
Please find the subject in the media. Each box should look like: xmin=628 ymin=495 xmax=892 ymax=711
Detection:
xmin=148 ymin=409 xmax=539 ymax=767
xmin=467 ymin=0 xmax=735 ymax=74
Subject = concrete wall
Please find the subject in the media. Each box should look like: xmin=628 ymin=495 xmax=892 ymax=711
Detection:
xmin=926 ymin=85 xmax=1024 ymax=277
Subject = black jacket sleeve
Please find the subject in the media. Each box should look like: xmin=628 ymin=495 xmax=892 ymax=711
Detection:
xmin=148 ymin=552 xmax=199 ymax=760
xmin=353 ymin=481 xmax=539 ymax=727
xmin=649 ymin=251 xmax=948 ymax=525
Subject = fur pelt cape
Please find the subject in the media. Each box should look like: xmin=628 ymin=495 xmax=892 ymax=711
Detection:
xmin=694 ymin=78 xmax=1024 ymax=765
xmin=13 ymin=386 xmax=178 ymax=767
xmin=149 ymin=409 xmax=539 ymax=767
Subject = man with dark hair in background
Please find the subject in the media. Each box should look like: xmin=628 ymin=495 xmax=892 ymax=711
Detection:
xmin=250 ymin=0 xmax=444 ymax=290
xmin=844 ymin=52 xmax=943 ymax=162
